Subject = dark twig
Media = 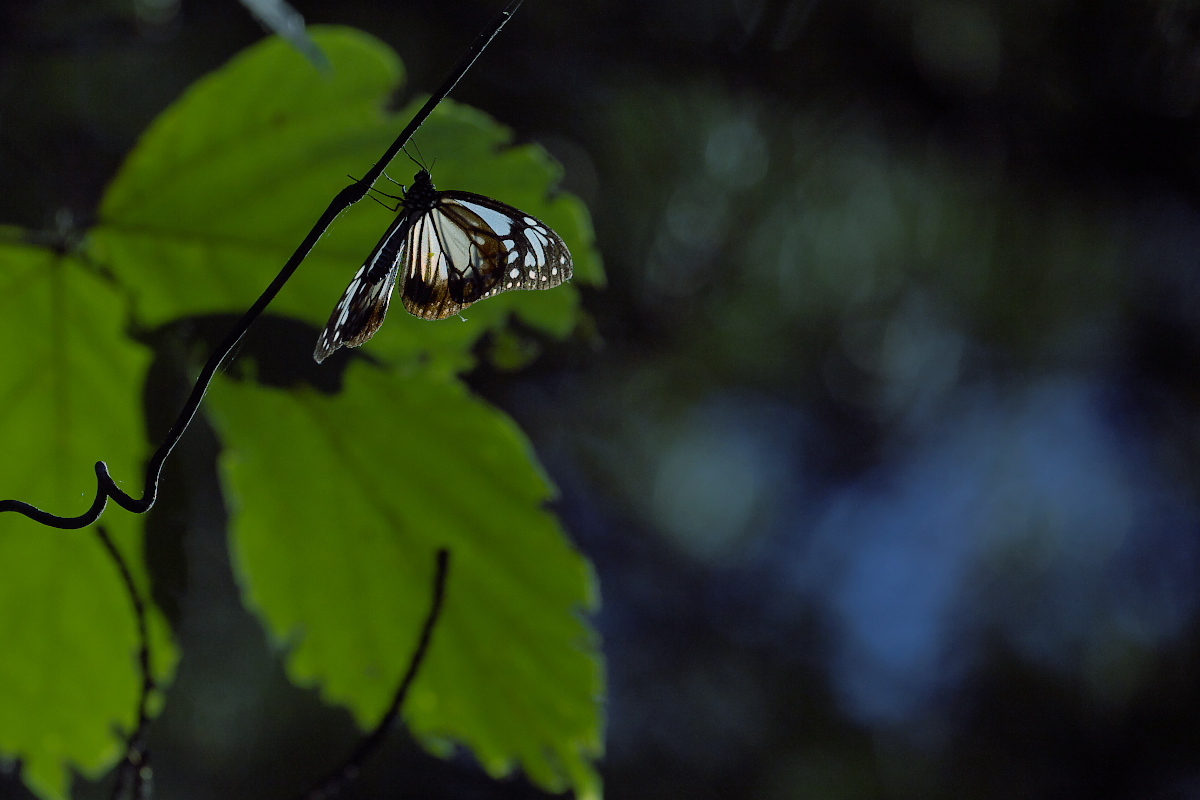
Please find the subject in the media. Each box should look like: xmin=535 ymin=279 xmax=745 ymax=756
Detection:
xmin=94 ymin=526 xmax=155 ymax=800
xmin=301 ymin=548 xmax=452 ymax=800
xmin=0 ymin=0 xmax=525 ymax=529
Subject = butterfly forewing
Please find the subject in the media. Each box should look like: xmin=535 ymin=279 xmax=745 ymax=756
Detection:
xmin=314 ymin=170 xmax=575 ymax=362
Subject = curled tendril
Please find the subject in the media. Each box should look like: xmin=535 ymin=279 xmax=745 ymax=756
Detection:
xmin=0 ymin=0 xmax=525 ymax=530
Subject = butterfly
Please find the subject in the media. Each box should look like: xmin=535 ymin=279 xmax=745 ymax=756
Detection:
xmin=313 ymin=169 xmax=573 ymax=363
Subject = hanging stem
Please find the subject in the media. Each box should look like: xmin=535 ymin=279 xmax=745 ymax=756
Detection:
xmin=300 ymin=549 xmax=452 ymax=800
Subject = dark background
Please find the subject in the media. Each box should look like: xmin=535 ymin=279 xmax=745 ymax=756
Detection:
xmin=5 ymin=0 xmax=1200 ymax=798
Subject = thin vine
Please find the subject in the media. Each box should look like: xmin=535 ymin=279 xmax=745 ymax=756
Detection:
xmin=94 ymin=526 xmax=154 ymax=800
xmin=301 ymin=549 xmax=452 ymax=800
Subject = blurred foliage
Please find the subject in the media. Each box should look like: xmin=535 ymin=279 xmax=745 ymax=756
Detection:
xmin=237 ymin=0 xmax=331 ymax=73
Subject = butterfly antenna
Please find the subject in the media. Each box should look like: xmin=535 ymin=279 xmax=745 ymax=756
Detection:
xmin=403 ymin=145 xmax=427 ymax=171
xmin=365 ymin=192 xmax=401 ymax=212
xmin=412 ymin=141 xmax=431 ymax=170
xmin=352 ymin=173 xmax=403 ymax=207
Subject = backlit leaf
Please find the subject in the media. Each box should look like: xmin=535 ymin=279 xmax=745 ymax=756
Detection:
xmin=207 ymin=363 xmax=604 ymax=799
xmin=0 ymin=240 xmax=176 ymax=800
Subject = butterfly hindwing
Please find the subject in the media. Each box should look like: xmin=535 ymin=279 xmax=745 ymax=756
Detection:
xmin=400 ymin=194 xmax=572 ymax=320
xmin=313 ymin=213 xmax=408 ymax=363
xmin=314 ymin=170 xmax=575 ymax=362
xmin=439 ymin=192 xmax=573 ymax=294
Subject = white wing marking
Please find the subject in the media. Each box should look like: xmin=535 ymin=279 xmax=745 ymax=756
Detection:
xmin=430 ymin=208 xmax=477 ymax=276
xmin=458 ymin=200 xmax=514 ymax=236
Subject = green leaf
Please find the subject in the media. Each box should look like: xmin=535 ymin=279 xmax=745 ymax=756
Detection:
xmin=90 ymin=27 xmax=400 ymax=329
xmin=89 ymin=26 xmax=603 ymax=373
xmin=0 ymin=241 xmax=176 ymax=800
xmin=206 ymin=363 xmax=604 ymax=799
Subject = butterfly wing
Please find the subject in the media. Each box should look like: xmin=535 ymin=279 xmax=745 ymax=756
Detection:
xmin=400 ymin=191 xmax=573 ymax=321
xmin=397 ymin=202 xmax=495 ymax=321
xmin=315 ymin=182 xmax=575 ymax=361
xmin=313 ymin=212 xmax=410 ymax=363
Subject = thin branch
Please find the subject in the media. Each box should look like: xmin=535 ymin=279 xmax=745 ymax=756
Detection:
xmin=94 ymin=526 xmax=154 ymax=800
xmin=301 ymin=548 xmax=452 ymax=800
xmin=0 ymin=0 xmax=526 ymax=529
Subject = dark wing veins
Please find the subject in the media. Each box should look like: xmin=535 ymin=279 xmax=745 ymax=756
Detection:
xmin=313 ymin=211 xmax=411 ymax=362
xmin=400 ymin=203 xmax=506 ymax=320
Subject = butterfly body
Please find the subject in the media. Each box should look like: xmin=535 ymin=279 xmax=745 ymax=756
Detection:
xmin=314 ymin=169 xmax=573 ymax=363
